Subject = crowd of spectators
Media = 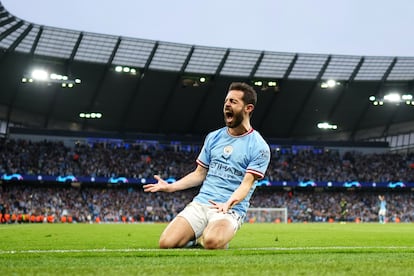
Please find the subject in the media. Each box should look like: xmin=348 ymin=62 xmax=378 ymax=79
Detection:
xmin=0 ymin=183 xmax=197 ymax=224
xmin=1 ymin=183 xmax=413 ymax=224
xmin=267 ymin=148 xmax=414 ymax=183
xmin=1 ymin=137 xmax=414 ymax=223
xmin=250 ymin=188 xmax=414 ymax=223
xmin=0 ymin=138 xmax=198 ymax=180
xmin=2 ymin=138 xmax=414 ymax=183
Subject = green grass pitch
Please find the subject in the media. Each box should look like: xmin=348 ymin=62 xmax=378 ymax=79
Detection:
xmin=1 ymin=222 xmax=414 ymax=275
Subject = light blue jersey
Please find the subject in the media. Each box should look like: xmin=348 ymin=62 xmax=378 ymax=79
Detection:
xmin=380 ymin=199 xmax=386 ymax=211
xmin=193 ymin=127 xmax=271 ymax=217
xmin=378 ymin=197 xmax=387 ymax=223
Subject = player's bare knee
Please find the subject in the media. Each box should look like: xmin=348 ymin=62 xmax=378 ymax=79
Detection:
xmin=159 ymin=236 xmax=177 ymax=249
xmin=202 ymin=236 xmax=225 ymax=249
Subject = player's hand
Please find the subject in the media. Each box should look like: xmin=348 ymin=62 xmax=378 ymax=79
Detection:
xmin=143 ymin=175 xmax=169 ymax=193
xmin=208 ymin=199 xmax=235 ymax=213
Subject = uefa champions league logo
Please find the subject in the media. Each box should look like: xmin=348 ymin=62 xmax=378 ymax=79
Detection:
xmin=222 ymin=145 xmax=233 ymax=159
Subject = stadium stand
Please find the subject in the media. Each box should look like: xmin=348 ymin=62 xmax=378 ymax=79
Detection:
xmin=0 ymin=2 xmax=413 ymax=224
xmin=1 ymin=138 xmax=414 ymax=223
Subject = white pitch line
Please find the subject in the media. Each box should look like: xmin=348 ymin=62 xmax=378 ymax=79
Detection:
xmin=0 ymin=246 xmax=413 ymax=254
xmin=242 ymin=246 xmax=414 ymax=251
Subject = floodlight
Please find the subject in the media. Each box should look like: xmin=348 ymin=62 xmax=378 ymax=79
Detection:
xmin=321 ymin=80 xmax=339 ymax=89
xmin=326 ymin=79 xmax=336 ymax=88
xmin=31 ymin=69 xmax=48 ymax=81
xmin=23 ymin=68 xmax=81 ymax=88
xmin=370 ymin=92 xmax=414 ymax=106
xmin=79 ymin=112 xmax=102 ymax=119
xmin=383 ymin=93 xmax=400 ymax=102
xmin=317 ymin=122 xmax=329 ymax=129
xmin=402 ymin=94 xmax=413 ymax=100
xmin=317 ymin=122 xmax=337 ymax=130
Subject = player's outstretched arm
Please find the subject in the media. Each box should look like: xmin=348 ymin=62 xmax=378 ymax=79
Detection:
xmin=143 ymin=165 xmax=207 ymax=193
xmin=143 ymin=175 xmax=170 ymax=193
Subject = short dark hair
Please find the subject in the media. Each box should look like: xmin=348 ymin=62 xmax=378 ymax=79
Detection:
xmin=229 ymin=82 xmax=257 ymax=107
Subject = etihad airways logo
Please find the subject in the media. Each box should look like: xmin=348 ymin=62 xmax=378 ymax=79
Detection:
xmin=210 ymin=160 xmax=243 ymax=177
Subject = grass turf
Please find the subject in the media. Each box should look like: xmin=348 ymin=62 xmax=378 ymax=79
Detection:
xmin=0 ymin=223 xmax=413 ymax=275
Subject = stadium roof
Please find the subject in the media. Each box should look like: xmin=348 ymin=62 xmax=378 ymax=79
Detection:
xmin=0 ymin=2 xmax=413 ymax=142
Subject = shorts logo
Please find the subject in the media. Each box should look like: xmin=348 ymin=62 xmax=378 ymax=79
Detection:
xmin=222 ymin=145 xmax=233 ymax=159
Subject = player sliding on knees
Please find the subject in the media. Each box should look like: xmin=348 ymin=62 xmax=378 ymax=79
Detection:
xmin=143 ymin=82 xmax=271 ymax=249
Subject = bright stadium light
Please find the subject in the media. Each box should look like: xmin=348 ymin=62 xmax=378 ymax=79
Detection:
xmin=181 ymin=75 xmax=209 ymax=87
xmin=369 ymin=92 xmax=414 ymax=106
xmin=252 ymin=80 xmax=279 ymax=92
xmin=384 ymin=93 xmax=400 ymax=102
xmin=114 ymin=65 xmax=138 ymax=75
xmin=79 ymin=112 xmax=103 ymax=119
xmin=402 ymin=94 xmax=413 ymax=100
xmin=31 ymin=69 xmax=48 ymax=81
xmin=327 ymin=79 xmax=336 ymax=87
xmin=321 ymin=79 xmax=340 ymax=89
xmin=23 ymin=68 xmax=81 ymax=88
xmin=317 ymin=122 xmax=338 ymax=130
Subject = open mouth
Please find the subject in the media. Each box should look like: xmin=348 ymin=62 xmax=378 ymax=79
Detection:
xmin=225 ymin=110 xmax=233 ymax=122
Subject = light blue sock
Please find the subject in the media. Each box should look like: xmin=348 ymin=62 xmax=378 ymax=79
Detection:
xmin=184 ymin=240 xmax=196 ymax=248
